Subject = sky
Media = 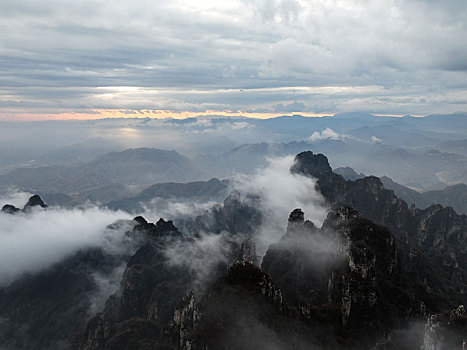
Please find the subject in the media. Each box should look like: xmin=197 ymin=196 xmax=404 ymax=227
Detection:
xmin=1 ymin=0 xmax=466 ymax=120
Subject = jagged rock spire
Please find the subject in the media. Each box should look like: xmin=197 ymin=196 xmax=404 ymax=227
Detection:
xmin=23 ymin=194 xmax=47 ymax=210
xmin=288 ymin=208 xmax=305 ymax=223
xmin=241 ymin=235 xmax=259 ymax=266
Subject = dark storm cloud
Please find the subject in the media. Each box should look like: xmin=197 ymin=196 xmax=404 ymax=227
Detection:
xmin=0 ymin=0 xmax=466 ymax=115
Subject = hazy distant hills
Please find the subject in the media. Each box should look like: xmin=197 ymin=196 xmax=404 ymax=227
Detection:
xmin=249 ymin=112 xmax=467 ymax=145
xmin=3 ymin=140 xmax=467 ymax=207
xmin=0 ymin=148 xmax=209 ymax=204
xmin=336 ymin=167 xmax=467 ymax=215
xmin=438 ymin=139 xmax=467 ymax=156
xmin=2 ymin=112 xmax=466 ymax=173
xmin=420 ymin=183 xmax=467 ymax=215
xmin=81 ymin=148 xmax=207 ymax=185
xmin=1 ymin=113 xmax=467 ymax=206
xmin=36 ymin=137 xmax=123 ymax=166
xmin=197 ymin=138 xmax=467 ymax=189
xmin=107 ymin=178 xmax=230 ymax=212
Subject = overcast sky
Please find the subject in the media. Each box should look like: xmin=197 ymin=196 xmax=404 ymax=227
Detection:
xmin=1 ymin=0 xmax=466 ymax=119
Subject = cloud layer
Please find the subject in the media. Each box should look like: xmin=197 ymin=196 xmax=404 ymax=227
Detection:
xmin=0 ymin=202 xmax=132 ymax=286
xmin=1 ymin=0 xmax=466 ymax=116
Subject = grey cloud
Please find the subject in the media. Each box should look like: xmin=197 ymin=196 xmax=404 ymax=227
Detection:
xmin=0 ymin=0 xmax=466 ymax=114
xmin=274 ymin=101 xmax=306 ymax=113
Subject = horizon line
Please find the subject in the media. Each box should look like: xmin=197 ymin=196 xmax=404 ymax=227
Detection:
xmin=0 ymin=109 xmax=436 ymax=121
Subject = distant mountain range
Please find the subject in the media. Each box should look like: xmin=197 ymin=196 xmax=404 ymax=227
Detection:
xmin=2 ymin=140 xmax=467 ymax=212
xmin=106 ymin=178 xmax=230 ymax=212
xmin=335 ymin=166 xmax=467 ymax=215
xmin=0 ymin=148 xmax=210 ymax=204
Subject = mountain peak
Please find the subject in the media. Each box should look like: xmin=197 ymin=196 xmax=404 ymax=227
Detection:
xmin=1 ymin=204 xmax=20 ymax=214
xmin=288 ymin=208 xmax=304 ymax=223
xmin=132 ymin=215 xmax=148 ymax=225
xmin=290 ymin=151 xmax=333 ymax=180
xmin=23 ymin=195 xmax=47 ymax=210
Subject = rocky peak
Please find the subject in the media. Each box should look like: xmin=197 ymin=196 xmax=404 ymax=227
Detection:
xmin=155 ymin=218 xmax=178 ymax=235
xmin=225 ymin=262 xmax=284 ymax=305
xmin=290 ymin=151 xmax=334 ymax=179
xmin=132 ymin=215 xmax=148 ymax=225
xmin=322 ymin=207 xmax=360 ymax=234
xmin=285 ymin=208 xmax=316 ymax=237
xmin=23 ymin=194 xmax=47 ymax=209
xmin=1 ymin=195 xmax=48 ymax=214
xmin=240 ymin=235 xmax=259 ymax=266
xmin=223 ymin=189 xmax=241 ymax=206
xmin=167 ymin=290 xmax=198 ymax=350
xmin=288 ymin=208 xmax=304 ymax=223
xmin=1 ymin=204 xmax=20 ymax=214
xmin=291 ymin=152 xmax=348 ymax=206
xmin=130 ymin=215 xmax=182 ymax=240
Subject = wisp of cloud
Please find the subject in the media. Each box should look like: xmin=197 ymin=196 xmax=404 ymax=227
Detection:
xmin=233 ymin=156 xmax=329 ymax=257
xmin=0 ymin=198 xmax=132 ymax=286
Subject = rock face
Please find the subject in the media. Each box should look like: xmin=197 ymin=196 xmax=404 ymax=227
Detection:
xmin=261 ymin=206 xmax=428 ymax=347
xmin=421 ymin=305 xmax=466 ymax=350
xmin=262 ymin=208 xmax=335 ymax=305
xmin=80 ymin=217 xmax=189 ymax=350
xmin=240 ymin=235 xmax=259 ymax=266
xmin=159 ymin=261 xmax=315 ymax=350
xmin=182 ymin=190 xmax=262 ymax=236
xmin=0 ymin=248 xmax=125 ymax=350
xmin=291 ymin=151 xmax=466 ymax=309
xmin=159 ymin=290 xmax=198 ymax=350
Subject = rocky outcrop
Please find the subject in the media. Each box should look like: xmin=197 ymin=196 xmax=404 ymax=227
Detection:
xmin=80 ymin=217 xmax=191 ymax=350
xmin=240 ymin=235 xmax=259 ymax=266
xmin=325 ymin=210 xmax=427 ymax=344
xmin=1 ymin=204 xmax=20 ymax=214
xmin=421 ymin=305 xmax=466 ymax=350
xmin=159 ymin=290 xmax=198 ymax=350
xmin=23 ymin=194 xmax=48 ymax=209
xmin=82 ymin=190 xmax=266 ymax=350
xmin=166 ymin=262 xmax=300 ymax=350
xmin=155 ymin=195 xmax=464 ymax=349
xmin=262 ymin=206 xmax=428 ymax=347
xmin=184 ymin=190 xmax=262 ymax=236
xmin=262 ymin=208 xmax=338 ymax=305
xmin=291 ymin=151 xmax=467 ymax=309
xmin=1 ymin=194 xmax=47 ymax=215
